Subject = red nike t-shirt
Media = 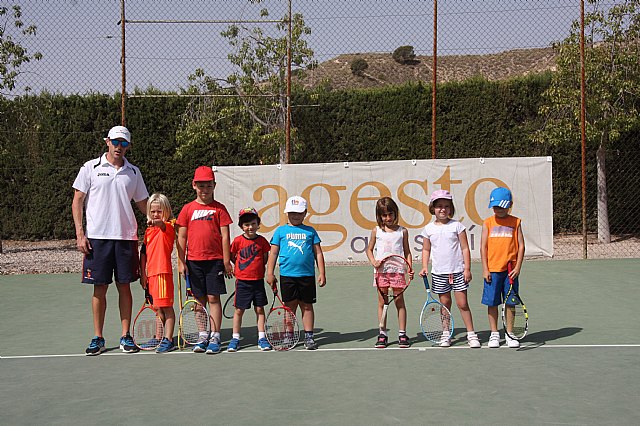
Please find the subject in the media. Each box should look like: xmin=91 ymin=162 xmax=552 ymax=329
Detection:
xmin=176 ymin=200 xmax=233 ymax=261
xmin=230 ymin=234 xmax=271 ymax=280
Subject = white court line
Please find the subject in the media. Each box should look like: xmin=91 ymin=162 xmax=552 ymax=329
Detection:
xmin=2 ymin=344 xmax=640 ymax=360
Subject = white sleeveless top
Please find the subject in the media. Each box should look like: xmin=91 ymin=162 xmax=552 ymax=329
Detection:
xmin=374 ymin=226 xmax=405 ymax=260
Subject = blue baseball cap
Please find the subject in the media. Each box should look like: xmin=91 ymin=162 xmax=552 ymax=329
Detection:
xmin=488 ymin=187 xmax=512 ymax=208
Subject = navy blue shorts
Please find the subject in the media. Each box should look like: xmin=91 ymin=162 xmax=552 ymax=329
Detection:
xmin=280 ymin=275 xmax=316 ymax=304
xmin=81 ymin=239 xmax=139 ymax=285
xmin=481 ymin=271 xmax=520 ymax=307
xmin=187 ymin=259 xmax=227 ymax=297
xmin=233 ymin=279 xmax=269 ymax=310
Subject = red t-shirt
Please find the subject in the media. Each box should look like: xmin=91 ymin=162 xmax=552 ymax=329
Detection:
xmin=231 ymin=234 xmax=271 ymax=280
xmin=176 ymin=200 xmax=233 ymax=261
xmin=143 ymin=221 xmax=175 ymax=276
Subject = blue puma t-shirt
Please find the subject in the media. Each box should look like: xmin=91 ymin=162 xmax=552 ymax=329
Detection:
xmin=270 ymin=224 xmax=321 ymax=277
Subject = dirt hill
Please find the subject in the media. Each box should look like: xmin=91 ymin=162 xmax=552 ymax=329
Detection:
xmin=295 ymin=47 xmax=557 ymax=90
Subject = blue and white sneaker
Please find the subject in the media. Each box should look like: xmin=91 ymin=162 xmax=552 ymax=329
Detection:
xmin=193 ymin=337 xmax=208 ymax=353
xmin=206 ymin=336 xmax=221 ymax=354
xmin=156 ymin=337 xmax=176 ymax=353
xmin=258 ymin=337 xmax=272 ymax=351
xmin=85 ymin=336 xmax=106 ymax=356
xmin=227 ymin=338 xmax=240 ymax=352
xmin=120 ymin=332 xmax=139 ymax=353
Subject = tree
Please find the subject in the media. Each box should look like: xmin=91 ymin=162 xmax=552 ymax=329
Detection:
xmin=178 ymin=2 xmax=315 ymax=165
xmin=392 ymin=45 xmax=416 ymax=65
xmin=350 ymin=58 xmax=368 ymax=76
xmin=0 ymin=5 xmax=42 ymax=95
xmin=535 ymin=0 xmax=640 ymax=243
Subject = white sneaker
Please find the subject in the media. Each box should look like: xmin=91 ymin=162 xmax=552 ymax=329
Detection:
xmin=467 ymin=333 xmax=481 ymax=348
xmin=488 ymin=332 xmax=501 ymax=348
xmin=505 ymin=333 xmax=520 ymax=348
xmin=439 ymin=336 xmax=451 ymax=347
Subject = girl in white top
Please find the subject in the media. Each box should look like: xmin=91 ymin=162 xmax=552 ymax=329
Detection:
xmin=366 ymin=197 xmax=413 ymax=349
xmin=419 ymin=190 xmax=480 ymax=348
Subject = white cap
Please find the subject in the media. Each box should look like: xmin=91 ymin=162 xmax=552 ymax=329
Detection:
xmin=284 ymin=196 xmax=307 ymax=213
xmin=107 ymin=126 xmax=131 ymax=143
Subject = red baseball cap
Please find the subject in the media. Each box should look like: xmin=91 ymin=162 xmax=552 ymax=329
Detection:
xmin=193 ymin=166 xmax=215 ymax=182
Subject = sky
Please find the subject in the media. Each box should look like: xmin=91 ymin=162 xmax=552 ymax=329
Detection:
xmin=6 ymin=0 xmax=603 ymax=96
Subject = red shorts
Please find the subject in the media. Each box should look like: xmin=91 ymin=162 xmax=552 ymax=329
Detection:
xmin=148 ymin=273 xmax=174 ymax=308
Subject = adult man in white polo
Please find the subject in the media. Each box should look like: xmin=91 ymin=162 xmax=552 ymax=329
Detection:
xmin=72 ymin=125 xmax=149 ymax=355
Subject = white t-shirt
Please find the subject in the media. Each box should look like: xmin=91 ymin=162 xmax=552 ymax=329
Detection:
xmin=421 ymin=220 xmax=466 ymax=274
xmin=73 ymin=154 xmax=149 ymax=240
xmin=374 ymin=226 xmax=405 ymax=260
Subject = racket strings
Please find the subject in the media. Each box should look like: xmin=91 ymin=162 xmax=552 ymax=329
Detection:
xmin=180 ymin=302 xmax=211 ymax=344
xmin=266 ymin=308 xmax=300 ymax=351
xmin=504 ymin=303 xmax=527 ymax=339
xmin=420 ymin=302 xmax=453 ymax=342
xmin=133 ymin=308 xmax=164 ymax=350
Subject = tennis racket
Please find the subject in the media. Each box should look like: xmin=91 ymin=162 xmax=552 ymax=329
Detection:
xmin=265 ymin=287 xmax=300 ymax=351
xmin=179 ymin=275 xmax=212 ymax=345
xmin=502 ymin=262 xmax=529 ymax=340
xmin=419 ymin=274 xmax=454 ymax=343
xmin=223 ymin=291 xmax=235 ymax=319
xmin=375 ymin=254 xmax=412 ymax=329
xmin=132 ymin=287 xmax=164 ymax=350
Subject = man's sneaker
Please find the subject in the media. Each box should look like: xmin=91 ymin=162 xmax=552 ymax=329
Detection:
xmin=488 ymin=332 xmax=501 ymax=348
xmin=375 ymin=334 xmax=388 ymax=348
xmin=120 ymin=332 xmax=139 ymax=353
xmin=467 ymin=333 xmax=481 ymax=348
xmin=85 ymin=336 xmax=106 ymax=356
xmin=439 ymin=335 xmax=452 ymax=347
xmin=227 ymin=338 xmax=240 ymax=352
xmin=505 ymin=333 xmax=520 ymax=348
xmin=304 ymin=337 xmax=318 ymax=350
xmin=193 ymin=338 xmax=208 ymax=353
xmin=398 ymin=334 xmax=411 ymax=348
xmin=206 ymin=336 xmax=221 ymax=354
xmin=156 ymin=337 xmax=176 ymax=353
xmin=258 ymin=337 xmax=272 ymax=351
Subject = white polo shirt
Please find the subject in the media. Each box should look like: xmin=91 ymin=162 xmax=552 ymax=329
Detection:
xmin=73 ymin=154 xmax=149 ymax=240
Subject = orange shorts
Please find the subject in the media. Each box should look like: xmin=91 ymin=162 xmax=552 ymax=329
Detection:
xmin=147 ymin=273 xmax=174 ymax=308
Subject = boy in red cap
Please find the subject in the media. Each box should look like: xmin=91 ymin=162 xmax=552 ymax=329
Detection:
xmin=176 ymin=166 xmax=233 ymax=354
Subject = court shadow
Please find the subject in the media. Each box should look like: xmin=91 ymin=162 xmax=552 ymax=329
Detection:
xmin=312 ymin=327 xmax=381 ymax=346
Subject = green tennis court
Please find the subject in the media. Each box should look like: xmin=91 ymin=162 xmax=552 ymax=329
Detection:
xmin=1 ymin=259 xmax=639 ymax=425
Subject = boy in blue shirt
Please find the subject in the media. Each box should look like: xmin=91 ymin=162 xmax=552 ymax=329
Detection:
xmin=266 ymin=196 xmax=326 ymax=350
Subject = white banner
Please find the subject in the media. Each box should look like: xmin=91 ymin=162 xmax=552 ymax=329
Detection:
xmin=216 ymin=157 xmax=553 ymax=263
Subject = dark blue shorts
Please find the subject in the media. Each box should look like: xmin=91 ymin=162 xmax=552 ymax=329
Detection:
xmin=187 ymin=259 xmax=227 ymax=297
xmin=280 ymin=275 xmax=316 ymax=304
xmin=233 ymin=279 xmax=269 ymax=310
xmin=81 ymin=239 xmax=139 ymax=285
xmin=481 ymin=271 xmax=520 ymax=307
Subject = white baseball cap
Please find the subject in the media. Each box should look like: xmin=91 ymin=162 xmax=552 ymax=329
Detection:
xmin=107 ymin=126 xmax=131 ymax=143
xmin=284 ymin=196 xmax=307 ymax=213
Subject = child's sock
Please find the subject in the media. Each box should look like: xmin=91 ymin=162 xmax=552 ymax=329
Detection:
xmin=213 ymin=332 xmax=221 ymax=340
xmin=379 ymin=329 xmax=388 ymax=336
xmin=304 ymin=331 xmax=314 ymax=340
xmin=232 ymin=333 xmax=240 ymax=340
xmin=399 ymin=329 xmax=407 ymax=337
xmin=258 ymin=331 xmax=266 ymax=340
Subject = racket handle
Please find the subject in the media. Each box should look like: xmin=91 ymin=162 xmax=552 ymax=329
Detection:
xmin=379 ymin=305 xmax=389 ymax=329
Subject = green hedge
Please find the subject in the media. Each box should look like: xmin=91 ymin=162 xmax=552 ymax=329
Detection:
xmin=1 ymin=75 xmax=637 ymax=240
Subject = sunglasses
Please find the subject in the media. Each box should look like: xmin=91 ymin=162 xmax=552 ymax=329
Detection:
xmin=110 ymin=139 xmax=130 ymax=148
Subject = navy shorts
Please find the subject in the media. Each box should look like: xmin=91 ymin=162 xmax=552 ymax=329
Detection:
xmin=82 ymin=239 xmax=139 ymax=285
xmin=186 ymin=259 xmax=227 ymax=297
xmin=233 ymin=279 xmax=269 ymax=310
xmin=280 ymin=275 xmax=316 ymax=304
xmin=481 ymin=271 xmax=520 ymax=307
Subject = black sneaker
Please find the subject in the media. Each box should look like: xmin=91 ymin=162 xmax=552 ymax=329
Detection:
xmin=85 ymin=336 xmax=106 ymax=356
xmin=120 ymin=332 xmax=139 ymax=353
xmin=375 ymin=334 xmax=388 ymax=349
xmin=304 ymin=337 xmax=318 ymax=350
xmin=398 ymin=334 xmax=411 ymax=348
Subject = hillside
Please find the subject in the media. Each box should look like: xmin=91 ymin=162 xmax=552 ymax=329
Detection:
xmin=295 ymin=47 xmax=557 ymax=90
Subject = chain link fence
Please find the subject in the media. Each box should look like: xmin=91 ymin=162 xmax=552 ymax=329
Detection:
xmin=2 ymin=0 xmax=638 ymax=259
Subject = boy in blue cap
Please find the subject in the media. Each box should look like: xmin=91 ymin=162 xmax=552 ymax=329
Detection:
xmin=480 ymin=187 xmax=525 ymax=349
